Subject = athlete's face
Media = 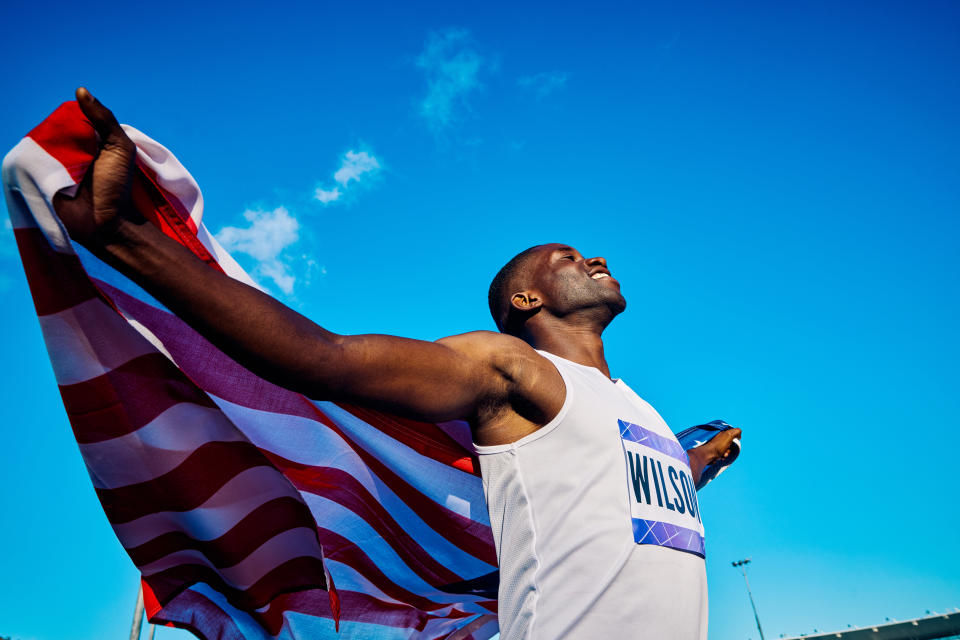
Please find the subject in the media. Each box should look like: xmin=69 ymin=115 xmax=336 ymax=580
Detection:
xmin=527 ymin=243 xmax=627 ymax=319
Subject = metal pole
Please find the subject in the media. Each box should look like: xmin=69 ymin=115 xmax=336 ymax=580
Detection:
xmin=146 ymin=623 xmax=156 ymax=640
xmin=732 ymin=558 xmax=765 ymax=640
xmin=128 ymin=583 xmax=145 ymax=640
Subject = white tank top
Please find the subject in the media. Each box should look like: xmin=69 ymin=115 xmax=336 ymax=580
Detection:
xmin=475 ymin=351 xmax=708 ymax=640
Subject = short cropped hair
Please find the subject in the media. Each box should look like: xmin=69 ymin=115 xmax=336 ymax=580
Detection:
xmin=488 ymin=245 xmax=542 ymax=334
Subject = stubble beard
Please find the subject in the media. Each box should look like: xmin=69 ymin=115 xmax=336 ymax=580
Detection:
xmin=554 ymin=274 xmax=627 ymax=326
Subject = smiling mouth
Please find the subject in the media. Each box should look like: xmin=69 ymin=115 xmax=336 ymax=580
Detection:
xmin=591 ymin=273 xmax=610 ymax=280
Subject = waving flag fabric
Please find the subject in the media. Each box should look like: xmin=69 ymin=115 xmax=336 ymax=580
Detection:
xmin=3 ymin=101 xmax=739 ymax=640
xmin=2 ymin=101 xmax=500 ymax=640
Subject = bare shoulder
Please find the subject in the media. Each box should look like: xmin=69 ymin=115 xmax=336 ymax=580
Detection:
xmin=435 ymin=330 xmax=553 ymax=379
xmin=437 ymin=331 xmax=566 ymax=444
xmin=435 ymin=329 xmax=529 ymax=356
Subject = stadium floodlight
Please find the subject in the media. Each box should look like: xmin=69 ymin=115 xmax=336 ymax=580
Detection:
xmin=732 ymin=558 xmax=766 ymax=640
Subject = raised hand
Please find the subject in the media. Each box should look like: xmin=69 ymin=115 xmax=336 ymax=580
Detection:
xmin=687 ymin=427 xmax=742 ymax=488
xmin=45 ymin=88 xmax=553 ymax=446
xmin=53 ymin=88 xmax=138 ymax=249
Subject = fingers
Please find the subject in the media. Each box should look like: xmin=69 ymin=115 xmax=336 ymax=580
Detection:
xmin=710 ymin=428 xmax=741 ymax=459
xmin=70 ymin=87 xmax=138 ymax=232
xmin=724 ymin=428 xmax=742 ymax=444
xmin=721 ymin=428 xmax=742 ymax=458
xmin=75 ymin=87 xmax=131 ymax=148
xmin=74 ymin=86 xmax=137 ymax=177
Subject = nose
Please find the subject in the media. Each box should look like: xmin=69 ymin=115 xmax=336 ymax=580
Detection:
xmin=585 ymin=256 xmax=608 ymax=268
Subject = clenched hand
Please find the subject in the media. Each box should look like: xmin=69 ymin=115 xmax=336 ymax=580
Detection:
xmin=53 ymin=87 xmax=140 ymax=249
xmin=687 ymin=427 xmax=742 ymax=489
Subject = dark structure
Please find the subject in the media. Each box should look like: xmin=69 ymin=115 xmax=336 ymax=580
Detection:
xmin=784 ymin=611 xmax=960 ymax=640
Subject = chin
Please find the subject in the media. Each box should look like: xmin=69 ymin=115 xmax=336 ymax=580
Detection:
xmin=606 ymin=291 xmax=627 ymax=315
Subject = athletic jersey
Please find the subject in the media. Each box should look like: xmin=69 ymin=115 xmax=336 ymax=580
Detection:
xmin=475 ymin=351 xmax=708 ymax=640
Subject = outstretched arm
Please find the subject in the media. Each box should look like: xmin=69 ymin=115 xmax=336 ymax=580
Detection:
xmin=55 ymin=89 xmax=557 ymax=427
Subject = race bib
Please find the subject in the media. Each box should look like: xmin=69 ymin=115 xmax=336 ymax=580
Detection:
xmin=618 ymin=419 xmax=706 ymax=557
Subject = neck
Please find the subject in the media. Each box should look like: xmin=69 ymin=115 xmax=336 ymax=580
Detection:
xmin=522 ymin=319 xmax=612 ymax=378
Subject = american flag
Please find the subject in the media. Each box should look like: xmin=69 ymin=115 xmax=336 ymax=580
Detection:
xmin=2 ymin=101 xmax=500 ymax=640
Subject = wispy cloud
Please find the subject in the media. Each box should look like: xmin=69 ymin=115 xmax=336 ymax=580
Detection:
xmin=314 ymin=150 xmax=381 ymax=205
xmin=416 ymin=28 xmax=484 ymax=132
xmin=216 ymin=149 xmax=379 ymax=295
xmin=215 ymin=207 xmax=300 ymax=294
xmin=334 ymin=151 xmax=380 ymax=186
xmin=314 ymin=187 xmax=342 ymax=204
xmin=518 ymin=71 xmax=568 ymax=99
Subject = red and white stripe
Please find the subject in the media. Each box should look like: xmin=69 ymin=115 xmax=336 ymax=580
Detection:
xmin=2 ymin=101 xmax=499 ymax=640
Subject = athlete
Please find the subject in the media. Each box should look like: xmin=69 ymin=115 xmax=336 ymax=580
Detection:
xmin=56 ymin=88 xmax=742 ymax=639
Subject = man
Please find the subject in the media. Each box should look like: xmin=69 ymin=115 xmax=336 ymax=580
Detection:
xmin=56 ymin=87 xmax=741 ymax=639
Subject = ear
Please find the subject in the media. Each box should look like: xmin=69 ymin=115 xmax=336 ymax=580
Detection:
xmin=510 ymin=291 xmax=541 ymax=313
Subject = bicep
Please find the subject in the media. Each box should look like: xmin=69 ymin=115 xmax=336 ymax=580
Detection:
xmin=297 ymin=333 xmax=505 ymax=423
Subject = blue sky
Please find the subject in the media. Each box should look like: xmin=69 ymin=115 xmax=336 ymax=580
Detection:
xmin=1 ymin=1 xmax=959 ymax=639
